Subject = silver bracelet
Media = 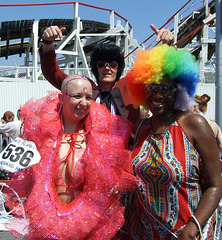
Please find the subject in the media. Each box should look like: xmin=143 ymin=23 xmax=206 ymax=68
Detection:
xmin=189 ymin=214 xmax=203 ymax=238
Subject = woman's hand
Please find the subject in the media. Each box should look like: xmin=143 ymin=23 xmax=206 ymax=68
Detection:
xmin=150 ymin=24 xmax=173 ymax=44
xmin=43 ymin=25 xmax=66 ymax=42
xmin=177 ymin=221 xmax=198 ymax=240
xmin=41 ymin=25 xmax=66 ymax=53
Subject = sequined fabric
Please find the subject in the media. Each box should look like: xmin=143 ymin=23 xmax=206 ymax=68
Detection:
xmin=5 ymin=92 xmax=137 ymax=240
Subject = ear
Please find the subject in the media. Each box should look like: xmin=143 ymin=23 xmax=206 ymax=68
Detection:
xmin=58 ymin=93 xmax=64 ymax=104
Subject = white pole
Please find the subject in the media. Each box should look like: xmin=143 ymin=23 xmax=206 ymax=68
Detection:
xmin=32 ymin=20 xmax=39 ymax=83
xmin=216 ymin=0 xmax=222 ymax=128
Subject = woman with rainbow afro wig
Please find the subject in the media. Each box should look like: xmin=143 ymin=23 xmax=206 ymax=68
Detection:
xmin=120 ymin=44 xmax=222 ymax=239
xmin=126 ymin=44 xmax=199 ymax=110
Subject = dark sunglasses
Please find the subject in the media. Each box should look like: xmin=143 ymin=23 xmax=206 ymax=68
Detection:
xmin=97 ymin=61 xmax=118 ymax=70
xmin=144 ymin=85 xmax=177 ymax=95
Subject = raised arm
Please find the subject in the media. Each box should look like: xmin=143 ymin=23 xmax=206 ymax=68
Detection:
xmin=39 ymin=26 xmax=67 ymax=90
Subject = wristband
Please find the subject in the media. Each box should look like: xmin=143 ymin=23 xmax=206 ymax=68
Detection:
xmin=189 ymin=215 xmax=202 ymax=238
xmin=42 ymin=38 xmax=53 ymax=45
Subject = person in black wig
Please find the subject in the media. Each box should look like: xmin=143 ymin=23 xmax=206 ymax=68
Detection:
xmin=39 ymin=24 xmax=173 ymax=125
xmin=90 ymin=44 xmax=125 ymax=84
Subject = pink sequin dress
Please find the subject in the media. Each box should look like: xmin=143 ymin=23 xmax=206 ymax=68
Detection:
xmin=5 ymin=92 xmax=136 ymax=240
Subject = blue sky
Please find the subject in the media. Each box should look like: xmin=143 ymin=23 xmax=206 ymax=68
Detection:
xmin=0 ymin=0 xmax=204 ymax=65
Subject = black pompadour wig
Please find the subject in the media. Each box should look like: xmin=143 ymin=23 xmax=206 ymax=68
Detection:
xmin=90 ymin=44 xmax=125 ymax=84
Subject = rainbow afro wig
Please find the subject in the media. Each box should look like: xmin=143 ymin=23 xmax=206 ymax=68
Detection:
xmin=126 ymin=44 xmax=199 ymax=110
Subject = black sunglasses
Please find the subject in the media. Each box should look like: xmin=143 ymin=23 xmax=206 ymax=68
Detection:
xmin=97 ymin=61 xmax=118 ymax=70
xmin=144 ymin=85 xmax=177 ymax=95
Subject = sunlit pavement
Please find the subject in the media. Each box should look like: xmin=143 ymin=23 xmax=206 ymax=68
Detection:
xmin=0 ymin=217 xmax=23 ymax=240
xmin=0 ymin=231 xmax=23 ymax=240
xmin=0 ymin=210 xmax=221 ymax=239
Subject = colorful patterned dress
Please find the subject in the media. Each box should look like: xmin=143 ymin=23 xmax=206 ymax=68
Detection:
xmin=122 ymin=118 xmax=216 ymax=240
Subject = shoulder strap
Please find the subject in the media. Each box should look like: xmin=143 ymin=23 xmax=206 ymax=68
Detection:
xmin=134 ymin=117 xmax=150 ymax=145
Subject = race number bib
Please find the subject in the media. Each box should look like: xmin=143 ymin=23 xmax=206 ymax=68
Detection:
xmin=0 ymin=137 xmax=41 ymax=173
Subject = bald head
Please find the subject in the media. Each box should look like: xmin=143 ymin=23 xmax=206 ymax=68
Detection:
xmin=61 ymin=74 xmax=92 ymax=95
xmin=59 ymin=74 xmax=93 ymax=124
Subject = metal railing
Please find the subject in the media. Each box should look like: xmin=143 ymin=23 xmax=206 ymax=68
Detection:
xmin=0 ymin=65 xmax=132 ymax=83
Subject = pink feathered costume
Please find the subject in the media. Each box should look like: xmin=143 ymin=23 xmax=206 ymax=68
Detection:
xmin=6 ymin=92 xmax=137 ymax=240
